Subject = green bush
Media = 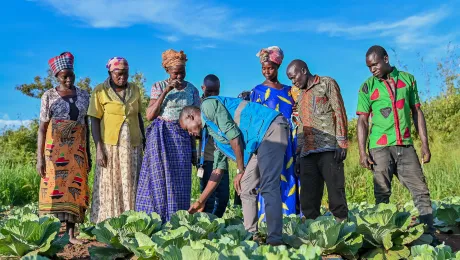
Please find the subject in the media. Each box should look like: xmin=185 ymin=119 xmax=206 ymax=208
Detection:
xmin=0 ymin=120 xmax=38 ymax=166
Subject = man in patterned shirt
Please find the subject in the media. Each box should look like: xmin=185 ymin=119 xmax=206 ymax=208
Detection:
xmin=286 ymin=59 xmax=349 ymax=221
xmin=357 ymin=45 xmax=438 ymax=244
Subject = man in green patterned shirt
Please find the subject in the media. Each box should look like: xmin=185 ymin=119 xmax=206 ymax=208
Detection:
xmin=357 ymin=45 xmax=438 ymax=245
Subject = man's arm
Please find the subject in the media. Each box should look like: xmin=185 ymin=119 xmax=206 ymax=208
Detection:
xmin=329 ymin=80 xmax=348 ymax=149
xmin=356 ymin=81 xmax=373 ymax=169
xmin=189 ymin=140 xmax=229 ymax=214
xmin=409 ymin=78 xmax=430 ymax=163
xmin=201 ymin=99 xmax=244 ymax=193
xmin=189 ymin=168 xmax=224 ymax=213
xmin=329 ymin=80 xmax=348 ymax=162
xmin=357 ymin=114 xmax=374 ymax=169
xmin=412 ymin=106 xmax=430 ymax=163
xmin=201 ymin=99 xmax=242 ymax=171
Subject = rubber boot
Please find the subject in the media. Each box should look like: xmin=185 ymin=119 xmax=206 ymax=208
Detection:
xmin=419 ymin=214 xmax=441 ymax=246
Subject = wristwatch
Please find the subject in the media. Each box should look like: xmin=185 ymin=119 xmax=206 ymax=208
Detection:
xmin=236 ymin=168 xmax=244 ymax=174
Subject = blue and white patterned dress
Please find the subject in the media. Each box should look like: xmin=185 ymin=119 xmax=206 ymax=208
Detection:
xmin=250 ymin=84 xmax=300 ymax=222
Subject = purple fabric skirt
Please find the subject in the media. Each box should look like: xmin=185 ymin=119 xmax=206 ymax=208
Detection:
xmin=135 ymin=118 xmax=192 ymax=222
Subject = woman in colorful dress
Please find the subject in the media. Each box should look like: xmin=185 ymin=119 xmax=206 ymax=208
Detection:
xmin=37 ymin=52 xmax=90 ymax=244
xmin=135 ymin=49 xmax=200 ymax=222
xmin=88 ymin=57 xmax=145 ymax=223
xmin=250 ymin=46 xmax=300 ymax=222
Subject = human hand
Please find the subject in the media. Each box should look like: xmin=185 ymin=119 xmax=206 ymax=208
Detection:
xmin=233 ymin=172 xmax=244 ymax=195
xmin=166 ymin=79 xmax=180 ymax=93
xmin=421 ymin=145 xmax=431 ymax=164
xmin=334 ymin=148 xmax=347 ymax=163
xmin=188 ymin=200 xmax=205 ymax=214
xmin=359 ymin=152 xmax=374 ymax=170
xmin=96 ymin=143 xmax=107 ymax=167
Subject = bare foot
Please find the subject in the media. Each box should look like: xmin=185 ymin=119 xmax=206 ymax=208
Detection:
xmin=69 ymin=238 xmax=84 ymax=245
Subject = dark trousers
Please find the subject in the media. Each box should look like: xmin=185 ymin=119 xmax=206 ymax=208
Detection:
xmin=370 ymin=145 xmax=434 ymax=233
xmin=233 ymin=191 xmax=242 ymax=206
xmin=199 ymin=161 xmax=230 ymax=218
xmin=299 ymin=151 xmax=348 ymax=220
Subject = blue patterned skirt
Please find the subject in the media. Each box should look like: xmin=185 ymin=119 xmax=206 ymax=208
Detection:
xmin=135 ymin=118 xmax=192 ymax=222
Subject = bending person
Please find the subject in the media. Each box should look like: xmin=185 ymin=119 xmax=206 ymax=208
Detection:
xmin=181 ymin=87 xmax=288 ymax=246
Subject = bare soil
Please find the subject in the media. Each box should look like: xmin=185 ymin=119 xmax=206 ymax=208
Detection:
xmin=55 ymin=240 xmax=106 ymax=260
xmin=437 ymin=233 xmax=460 ymax=252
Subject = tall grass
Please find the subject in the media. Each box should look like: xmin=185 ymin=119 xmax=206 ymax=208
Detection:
xmin=343 ymin=139 xmax=460 ymax=207
xmin=0 ymin=163 xmax=40 ymax=206
xmin=194 ymin=138 xmax=460 ymax=208
xmin=1 ymin=138 xmax=459 ymax=208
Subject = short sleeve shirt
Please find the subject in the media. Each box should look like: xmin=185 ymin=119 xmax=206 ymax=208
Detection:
xmin=150 ymin=80 xmax=200 ymax=121
xmin=87 ymin=79 xmax=143 ymax=146
xmin=40 ymin=87 xmax=90 ymax=125
xmin=201 ymin=99 xmax=241 ymax=170
xmin=356 ymin=67 xmax=421 ymax=149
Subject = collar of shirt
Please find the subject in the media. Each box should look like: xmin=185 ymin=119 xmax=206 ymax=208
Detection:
xmin=376 ymin=66 xmax=399 ymax=82
xmin=306 ymin=75 xmax=321 ymax=91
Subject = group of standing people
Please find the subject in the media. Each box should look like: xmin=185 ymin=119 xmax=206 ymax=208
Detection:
xmin=37 ymin=45 xmax=438 ymax=246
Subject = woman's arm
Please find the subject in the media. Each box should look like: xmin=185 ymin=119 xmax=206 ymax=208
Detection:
xmin=90 ymin=117 xmax=107 ymax=167
xmin=85 ymin=116 xmax=92 ymax=171
xmin=36 ymin=121 xmax=49 ymax=178
xmin=146 ymin=81 xmax=177 ymax=121
xmin=138 ymin=113 xmax=146 ymax=149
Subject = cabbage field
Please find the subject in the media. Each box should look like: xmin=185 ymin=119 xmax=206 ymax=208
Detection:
xmin=1 ymin=198 xmax=460 ymax=259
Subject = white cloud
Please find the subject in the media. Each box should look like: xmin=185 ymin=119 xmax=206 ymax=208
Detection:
xmin=194 ymin=44 xmax=217 ymax=49
xmin=40 ymin=0 xmax=262 ymax=39
xmin=158 ymin=35 xmax=180 ymax=43
xmin=0 ymin=114 xmax=33 ymax=130
xmin=313 ymin=7 xmax=452 ymax=49
xmin=37 ymin=1 xmax=456 ymax=50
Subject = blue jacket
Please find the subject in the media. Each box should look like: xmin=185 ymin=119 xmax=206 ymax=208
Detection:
xmin=201 ymin=96 xmax=281 ymax=166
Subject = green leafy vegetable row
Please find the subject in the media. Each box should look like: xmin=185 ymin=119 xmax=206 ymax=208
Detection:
xmin=1 ymin=197 xmax=460 ymax=259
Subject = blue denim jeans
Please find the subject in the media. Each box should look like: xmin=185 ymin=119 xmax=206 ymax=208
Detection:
xmin=199 ymin=161 xmax=230 ymax=218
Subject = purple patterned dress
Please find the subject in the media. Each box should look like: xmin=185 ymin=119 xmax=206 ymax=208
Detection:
xmin=135 ymin=80 xmax=200 ymax=222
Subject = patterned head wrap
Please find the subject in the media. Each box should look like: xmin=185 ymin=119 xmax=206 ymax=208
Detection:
xmin=162 ymin=49 xmax=187 ymax=69
xmin=106 ymin=57 xmax=129 ymax=72
xmin=48 ymin=52 xmax=74 ymax=76
xmin=256 ymin=46 xmax=284 ymax=65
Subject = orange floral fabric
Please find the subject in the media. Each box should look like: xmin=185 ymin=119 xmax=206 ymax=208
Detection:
xmin=39 ymin=119 xmax=89 ymax=223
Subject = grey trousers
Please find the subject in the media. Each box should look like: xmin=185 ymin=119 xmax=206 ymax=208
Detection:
xmin=240 ymin=115 xmax=288 ymax=244
xmin=370 ymin=145 xmax=434 ymax=232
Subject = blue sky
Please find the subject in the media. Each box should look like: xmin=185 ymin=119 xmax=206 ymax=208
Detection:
xmin=1 ymin=0 xmax=459 ymax=129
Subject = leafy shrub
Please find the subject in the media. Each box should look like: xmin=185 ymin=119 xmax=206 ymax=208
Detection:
xmin=433 ymin=197 xmax=460 ymax=233
xmin=0 ymin=214 xmax=68 ymax=258
xmin=411 ymin=244 xmax=459 ymax=259
xmin=352 ymin=204 xmax=425 ymax=259
xmin=0 ymin=120 xmax=38 ymax=166
xmin=165 ymin=210 xmax=226 ymax=241
xmin=88 ymin=210 xmax=162 ymax=259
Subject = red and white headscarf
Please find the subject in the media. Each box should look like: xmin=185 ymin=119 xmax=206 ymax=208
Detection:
xmin=48 ymin=52 xmax=74 ymax=76
xmin=106 ymin=57 xmax=129 ymax=72
xmin=256 ymin=46 xmax=284 ymax=65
